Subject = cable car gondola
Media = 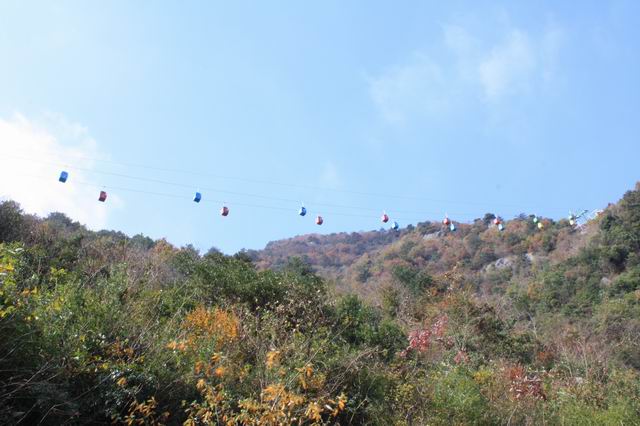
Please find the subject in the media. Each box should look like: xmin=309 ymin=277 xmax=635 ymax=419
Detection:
xmin=299 ymin=205 xmax=307 ymax=216
xmin=98 ymin=191 xmax=107 ymax=202
xmin=193 ymin=192 xmax=202 ymax=203
xmin=391 ymin=221 xmax=399 ymax=231
xmin=220 ymin=206 xmax=229 ymax=217
xmin=381 ymin=212 xmax=389 ymax=223
xmin=316 ymin=215 xmax=323 ymax=225
xmin=59 ymin=171 xmax=69 ymax=183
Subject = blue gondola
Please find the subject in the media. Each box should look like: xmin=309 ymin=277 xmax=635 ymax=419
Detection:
xmin=391 ymin=221 xmax=399 ymax=230
xmin=450 ymin=223 xmax=456 ymax=231
xmin=59 ymin=171 xmax=69 ymax=183
xmin=299 ymin=206 xmax=307 ymax=216
xmin=498 ymin=223 xmax=504 ymax=231
xmin=193 ymin=192 xmax=202 ymax=203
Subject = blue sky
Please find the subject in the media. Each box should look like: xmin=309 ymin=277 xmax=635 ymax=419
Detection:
xmin=0 ymin=1 xmax=639 ymax=253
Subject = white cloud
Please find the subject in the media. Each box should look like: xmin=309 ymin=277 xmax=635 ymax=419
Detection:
xmin=0 ymin=113 xmax=119 ymax=229
xmin=319 ymin=161 xmax=341 ymax=189
xmin=478 ymin=30 xmax=535 ymax=100
xmin=369 ymin=53 xmax=449 ymax=124
xmin=369 ymin=21 xmax=563 ymax=121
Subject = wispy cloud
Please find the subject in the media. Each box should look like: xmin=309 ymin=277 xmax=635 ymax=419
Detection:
xmin=319 ymin=161 xmax=342 ymax=189
xmin=478 ymin=30 xmax=536 ymax=100
xmin=368 ymin=19 xmax=564 ymax=122
xmin=369 ymin=54 xmax=450 ymax=124
xmin=0 ymin=113 xmax=118 ymax=229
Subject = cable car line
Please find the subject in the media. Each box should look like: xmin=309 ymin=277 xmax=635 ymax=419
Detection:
xmin=4 ymin=154 xmax=596 ymax=232
xmin=4 ymin=152 xmax=561 ymax=212
xmin=15 ymin=172 xmax=425 ymax=222
xmin=4 ymin=155 xmax=506 ymax=217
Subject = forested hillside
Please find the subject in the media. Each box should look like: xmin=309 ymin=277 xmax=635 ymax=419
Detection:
xmin=245 ymin=229 xmax=406 ymax=282
xmin=1 ymin=183 xmax=639 ymax=424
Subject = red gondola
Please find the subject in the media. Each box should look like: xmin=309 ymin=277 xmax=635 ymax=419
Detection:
xmin=316 ymin=215 xmax=323 ymax=225
xmin=220 ymin=206 xmax=229 ymax=216
xmin=493 ymin=217 xmax=502 ymax=225
xmin=443 ymin=216 xmax=451 ymax=226
xmin=98 ymin=191 xmax=107 ymax=202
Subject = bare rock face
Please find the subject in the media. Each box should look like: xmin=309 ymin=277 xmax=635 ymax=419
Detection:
xmin=423 ymin=231 xmax=444 ymax=241
xmin=494 ymin=256 xmax=515 ymax=270
xmin=487 ymin=253 xmax=550 ymax=272
xmin=483 ymin=255 xmax=516 ymax=272
xmin=525 ymin=253 xmax=546 ymax=265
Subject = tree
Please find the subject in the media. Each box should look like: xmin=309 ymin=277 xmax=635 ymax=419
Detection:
xmin=0 ymin=201 xmax=25 ymax=242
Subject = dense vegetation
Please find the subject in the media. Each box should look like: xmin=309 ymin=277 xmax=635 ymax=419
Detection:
xmin=1 ymin=183 xmax=639 ymax=424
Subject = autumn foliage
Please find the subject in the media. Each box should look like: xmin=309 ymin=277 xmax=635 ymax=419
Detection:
xmin=1 ymin=183 xmax=640 ymax=424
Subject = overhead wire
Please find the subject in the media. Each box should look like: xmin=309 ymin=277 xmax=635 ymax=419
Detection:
xmin=2 ymin=155 xmax=470 ymax=216
xmin=9 ymin=168 xmax=598 ymax=233
xmin=3 ymin=153 xmax=570 ymax=217
xmin=13 ymin=172 xmax=435 ymax=222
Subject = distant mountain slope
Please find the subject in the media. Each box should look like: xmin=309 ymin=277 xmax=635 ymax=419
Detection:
xmin=251 ymin=207 xmax=602 ymax=299
xmin=245 ymin=228 xmax=407 ymax=280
